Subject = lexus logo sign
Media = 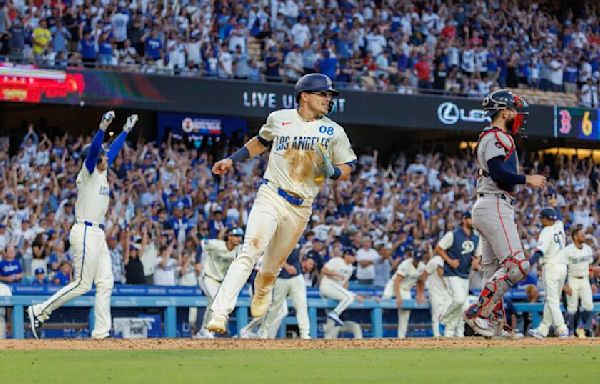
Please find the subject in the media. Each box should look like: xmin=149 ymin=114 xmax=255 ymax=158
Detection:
xmin=437 ymin=102 xmax=490 ymax=125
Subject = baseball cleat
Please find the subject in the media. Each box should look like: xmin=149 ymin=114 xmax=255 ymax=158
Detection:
xmin=576 ymin=329 xmax=587 ymax=339
xmin=207 ymin=314 xmax=228 ymax=334
xmin=193 ymin=329 xmax=215 ymax=339
xmin=558 ymin=330 xmax=570 ymax=339
xmin=239 ymin=329 xmax=259 ymax=339
xmin=527 ymin=328 xmax=545 ymax=339
xmin=250 ymin=273 xmax=276 ymax=318
xmin=27 ymin=306 xmax=42 ymax=339
xmin=327 ymin=311 xmax=344 ymax=327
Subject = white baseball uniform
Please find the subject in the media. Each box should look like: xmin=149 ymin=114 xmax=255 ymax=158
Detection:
xmin=0 ymin=282 xmax=10 ymax=339
xmin=258 ymin=274 xmax=309 ymax=339
xmin=210 ymin=109 xmax=356 ymax=318
xmin=425 ymin=256 xmax=450 ymax=337
xmin=563 ymin=243 xmax=594 ymax=313
xmin=535 ymin=221 xmax=568 ymax=336
xmin=198 ymin=239 xmax=238 ymax=331
xmin=395 ymin=258 xmax=426 ymax=338
xmin=320 ymin=257 xmax=355 ymax=316
xmin=32 ymin=165 xmax=113 ymax=338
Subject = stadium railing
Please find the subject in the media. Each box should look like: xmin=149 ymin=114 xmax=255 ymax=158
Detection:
xmin=2 ymin=285 xmax=599 ymax=339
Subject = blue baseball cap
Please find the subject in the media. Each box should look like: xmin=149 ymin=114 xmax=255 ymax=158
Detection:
xmin=229 ymin=228 xmax=244 ymax=237
xmin=343 ymin=247 xmax=355 ymax=256
xmin=34 ymin=267 xmax=45 ymax=275
xmin=539 ymin=207 xmax=557 ymax=220
xmin=413 ymin=249 xmax=424 ymax=261
xmin=461 ymin=211 xmax=472 ymax=219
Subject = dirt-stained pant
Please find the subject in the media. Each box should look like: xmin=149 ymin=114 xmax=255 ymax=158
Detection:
xmin=211 ymin=184 xmax=311 ymax=318
xmin=472 ymin=195 xmax=526 ymax=318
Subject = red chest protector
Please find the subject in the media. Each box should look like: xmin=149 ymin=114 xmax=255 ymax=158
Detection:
xmin=475 ymin=127 xmax=515 ymax=163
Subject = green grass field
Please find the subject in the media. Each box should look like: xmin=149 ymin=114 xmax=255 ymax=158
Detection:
xmin=1 ymin=346 xmax=597 ymax=384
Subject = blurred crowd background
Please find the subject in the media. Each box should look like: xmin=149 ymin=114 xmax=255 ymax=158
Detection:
xmin=0 ymin=0 xmax=598 ymax=106
xmin=0 ymin=123 xmax=599 ymax=300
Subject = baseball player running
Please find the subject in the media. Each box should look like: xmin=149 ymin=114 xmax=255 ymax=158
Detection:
xmin=463 ymin=89 xmax=547 ymax=337
xmin=195 ymin=228 xmax=244 ymax=338
xmin=392 ymin=248 xmax=426 ymax=338
xmin=320 ymin=248 xmax=360 ymax=327
xmin=563 ymin=226 xmax=595 ymax=338
xmin=423 ymin=254 xmax=449 ymax=337
xmin=258 ymin=246 xmax=310 ymax=339
xmin=437 ymin=211 xmax=481 ymax=337
xmin=27 ymin=111 xmax=138 ymax=339
xmin=528 ymin=207 xmax=569 ymax=338
xmin=207 ymin=74 xmax=356 ymax=333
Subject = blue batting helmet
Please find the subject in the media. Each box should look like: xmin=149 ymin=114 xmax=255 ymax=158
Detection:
xmin=539 ymin=207 xmax=557 ymax=221
xmin=81 ymin=143 xmax=107 ymax=162
xmin=294 ymin=74 xmax=339 ymax=112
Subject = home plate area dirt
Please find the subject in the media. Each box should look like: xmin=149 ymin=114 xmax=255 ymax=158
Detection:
xmin=0 ymin=337 xmax=596 ymax=350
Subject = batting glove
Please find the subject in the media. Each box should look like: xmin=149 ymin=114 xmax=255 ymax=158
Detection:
xmin=316 ymin=142 xmax=335 ymax=178
xmin=123 ymin=114 xmax=139 ymax=133
xmin=99 ymin=110 xmax=115 ymax=131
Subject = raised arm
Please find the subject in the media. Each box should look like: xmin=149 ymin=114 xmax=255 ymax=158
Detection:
xmin=107 ymin=114 xmax=138 ymax=166
xmin=85 ymin=111 xmax=115 ymax=173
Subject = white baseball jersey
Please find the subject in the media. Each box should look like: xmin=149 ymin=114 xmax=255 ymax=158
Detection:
xmin=321 ymin=257 xmax=354 ymax=286
xmin=259 ymin=109 xmax=357 ymax=199
xmin=425 ymin=255 xmax=446 ymax=297
xmin=536 ymin=221 xmax=566 ymax=264
xmin=396 ymin=258 xmax=426 ymax=290
xmin=562 ymin=243 xmax=593 ymax=277
xmin=201 ymin=239 xmax=239 ymax=282
xmin=75 ymin=166 xmax=109 ymax=224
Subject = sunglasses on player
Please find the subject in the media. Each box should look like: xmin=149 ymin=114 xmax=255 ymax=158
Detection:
xmin=308 ymin=91 xmax=335 ymax=98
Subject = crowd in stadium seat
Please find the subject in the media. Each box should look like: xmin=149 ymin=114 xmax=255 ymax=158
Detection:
xmin=0 ymin=1 xmax=598 ymax=106
xmin=0 ymin=124 xmax=599 ymax=298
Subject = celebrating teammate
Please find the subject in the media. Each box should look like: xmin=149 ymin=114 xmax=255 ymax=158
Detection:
xmin=463 ymin=89 xmax=547 ymax=337
xmin=528 ymin=207 xmax=569 ymax=339
xmin=563 ymin=227 xmax=596 ymax=338
xmin=320 ymin=248 xmax=359 ymax=327
xmin=259 ymin=246 xmax=310 ymax=339
xmin=437 ymin=211 xmax=481 ymax=338
xmin=206 ymin=74 xmax=356 ymax=333
xmin=423 ymin=253 xmax=449 ymax=338
xmin=391 ymin=247 xmax=426 ymax=338
xmin=195 ymin=228 xmax=244 ymax=338
xmin=27 ymin=111 xmax=138 ymax=339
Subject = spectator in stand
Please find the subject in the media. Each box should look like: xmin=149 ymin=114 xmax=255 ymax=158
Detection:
xmin=317 ymin=49 xmax=338 ymax=81
xmin=154 ymin=241 xmax=177 ymax=286
xmin=580 ymin=78 xmax=599 ymax=108
xmin=284 ymin=44 xmax=304 ymax=82
xmin=233 ymin=44 xmax=250 ymax=80
xmin=79 ymin=30 xmax=97 ymax=67
xmin=265 ymin=46 xmax=282 ymax=82
xmin=32 ymin=19 xmax=51 ymax=63
xmin=53 ymin=261 xmax=72 ymax=286
xmin=414 ymin=53 xmax=432 ymax=90
xmin=356 ymin=236 xmax=378 ymax=285
xmin=31 ymin=268 xmax=48 ymax=286
xmin=0 ymin=245 xmax=23 ymax=284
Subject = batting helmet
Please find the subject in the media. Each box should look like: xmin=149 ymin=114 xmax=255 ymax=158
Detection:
xmin=294 ymin=74 xmax=339 ymax=112
xmin=539 ymin=207 xmax=558 ymax=221
xmin=81 ymin=143 xmax=107 ymax=162
xmin=482 ymin=89 xmax=529 ymax=137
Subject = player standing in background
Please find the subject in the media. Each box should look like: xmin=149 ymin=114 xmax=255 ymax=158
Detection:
xmin=320 ymin=248 xmax=360 ymax=326
xmin=463 ymin=89 xmax=547 ymax=337
xmin=423 ymin=253 xmax=449 ymax=338
xmin=206 ymin=74 xmax=356 ymax=333
xmin=27 ymin=111 xmax=138 ymax=339
xmin=563 ymin=227 xmax=595 ymax=338
xmin=392 ymin=247 xmax=426 ymax=338
xmin=259 ymin=246 xmax=310 ymax=339
xmin=436 ymin=211 xmax=481 ymax=338
xmin=527 ymin=207 xmax=569 ymax=338
xmin=195 ymin=228 xmax=243 ymax=338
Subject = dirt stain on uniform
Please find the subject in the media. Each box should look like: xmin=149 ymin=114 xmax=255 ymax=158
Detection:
xmin=283 ymin=149 xmax=320 ymax=182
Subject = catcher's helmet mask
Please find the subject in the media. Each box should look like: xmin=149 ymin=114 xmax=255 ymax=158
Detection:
xmin=482 ymin=89 xmax=529 ymax=137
